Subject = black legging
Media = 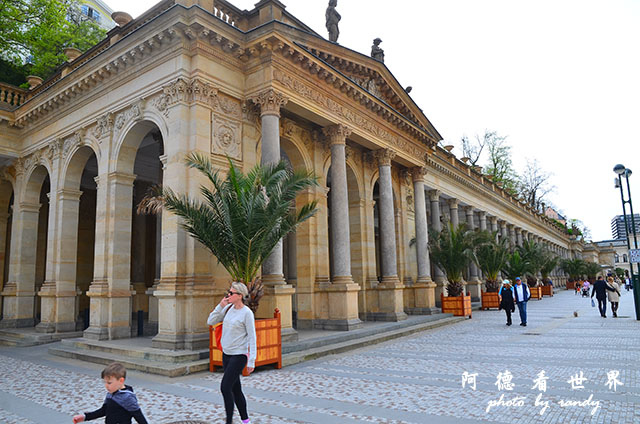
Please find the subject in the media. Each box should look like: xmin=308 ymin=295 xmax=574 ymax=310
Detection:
xmin=221 ymin=353 xmax=249 ymax=424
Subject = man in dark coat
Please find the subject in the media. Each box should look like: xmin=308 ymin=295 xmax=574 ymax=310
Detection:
xmin=591 ymin=275 xmax=616 ymax=317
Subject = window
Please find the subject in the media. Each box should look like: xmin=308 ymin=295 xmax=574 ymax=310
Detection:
xmin=614 ymin=253 xmax=619 ymax=263
xmin=623 ymin=254 xmax=628 ymax=263
xmin=80 ymin=4 xmax=101 ymax=22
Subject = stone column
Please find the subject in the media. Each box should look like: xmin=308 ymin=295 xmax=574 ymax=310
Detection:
xmin=0 ymin=207 xmax=9 ymax=320
xmin=516 ymin=228 xmax=523 ymax=247
xmin=410 ymin=167 xmax=436 ymax=312
xmin=478 ymin=211 xmax=487 ymax=231
xmin=447 ymin=198 xmax=459 ymax=227
xmin=1 ymin=199 xmax=40 ymax=328
xmin=428 ymin=189 xmax=446 ymax=301
xmin=84 ymin=172 xmax=135 ymax=340
xmin=506 ymin=224 xmax=515 ymax=247
xmin=51 ymin=189 xmax=83 ymax=333
xmin=250 ymin=89 xmax=297 ymax=340
xmin=500 ymin=220 xmax=508 ymax=241
xmin=320 ymin=124 xmax=361 ymax=330
xmin=372 ymin=149 xmax=406 ymax=321
xmin=464 ymin=206 xmax=482 ymax=301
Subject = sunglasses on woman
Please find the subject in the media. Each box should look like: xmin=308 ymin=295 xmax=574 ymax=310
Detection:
xmin=226 ymin=290 xmax=240 ymax=297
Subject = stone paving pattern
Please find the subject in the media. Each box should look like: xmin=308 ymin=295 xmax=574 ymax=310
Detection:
xmin=0 ymin=289 xmax=638 ymax=423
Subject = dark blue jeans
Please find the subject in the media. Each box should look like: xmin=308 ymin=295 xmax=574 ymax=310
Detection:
xmin=516 ymin=301 xmax=527 ymax=324
xmin=221 ymin=353 xmax=249 ymax=424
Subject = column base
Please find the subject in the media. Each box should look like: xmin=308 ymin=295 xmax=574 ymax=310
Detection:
xmin=258 ymin=282 xmax=296 ymax=341
xmin=55 ymin=321 xmax=78 ymax=333
xmin=405 ymin=307 xmax=441 ymax=315
xmin=281 ymin=327 xmax=298 ymax=343
xmin=0 ymin=318 xmax=35 ymax=328
xmin=365 ymin=311 xmax=407 ymax=322
xmin=152 ymin=333 xmax=185 ymax=350
xmin=312 ymin=318 xmax=362 ymax=331
xmin=83 ymin=325 xmax=109 ymax=340
xmin=35 ymin=322 xmax=56 ymax=333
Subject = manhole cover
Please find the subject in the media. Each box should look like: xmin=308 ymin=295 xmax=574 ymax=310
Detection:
xmin=523 ymin=332 xmax=541 ymax=336
xmin=617 ymin=316 xmax=631 ymax=318
xmin=550 ymin=317 xmax=565 ymax=319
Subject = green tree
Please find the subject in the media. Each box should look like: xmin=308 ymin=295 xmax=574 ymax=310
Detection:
xmin=471 ymin=231 xmax=509 ymax=292
xmin=583 ymin=261 xmax=602 ymax=280
xmin=138 ymin=154 xmax=319 ymax=313
xmin=540 ymin=251 xmax=559 ymax=282
xmin=517 ymin=240 xmax=546 ymax=286
xmin=615 ymin=267 xmax=626 ymax=279
xmin=502 ymin=250 xmax=530 ymax=283
xmin=482 ymin=131 xmax=518 ymax=195
xmin=429 ymin=223 xmax=474 ymax=297
xmin=559 ymin=258 xmax=585 ymax=281
xmin=0 ymin=0 xmax=106 ymax=81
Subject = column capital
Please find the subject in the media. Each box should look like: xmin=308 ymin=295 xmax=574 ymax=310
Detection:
xmin=477 ymin=210 xmax=487 ymax=218
xmin=499 ymin=219 xmax=507 ymax=228
xmin=427 ymin=189 xmax=441 ymax=202
xmin=107 ymin=172 xmax=137 ymax=185
xmin=462 ymin=205 xmax=475 ymax=214
xmin=374 ymin=148 xmax=396 ymax=167
xmin=506 ymin=222 xmax=514 ymax=229
xmin=410 ymin=166 xmax=428 ymax=182
xmin=515 ymin=227 xmax=523 ymax=234
xmin=447 ymin=198 xmax=459 ymax=208
xmin=488 ymin=215 xmax=498 ymax=224
xmin=322 ymin=124 xmax=352 ymax=146
xmin=57 ymin=188 xmax=83 ymax=201
xmin=249 ymin=89 xmax=289 ymax=117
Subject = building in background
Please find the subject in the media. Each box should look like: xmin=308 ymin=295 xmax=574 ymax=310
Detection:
xmin=611 ymin=214 xmax=640 ymax=240
xmin=77 ymin=0 xmax=116 ymax=30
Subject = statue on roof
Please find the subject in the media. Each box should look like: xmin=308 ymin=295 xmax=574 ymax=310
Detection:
xmin=325 ymin=0 xmax=341 ymax=43
xmin=371 ymin=38 xmax=384 ymax=62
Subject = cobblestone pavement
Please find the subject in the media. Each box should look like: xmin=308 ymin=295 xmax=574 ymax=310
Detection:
xmin=1 ymin=289 xmax=638 ymax=423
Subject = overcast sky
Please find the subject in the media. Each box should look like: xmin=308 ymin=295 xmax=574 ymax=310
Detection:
xmin=106 ymin=0 xmax=640 ymax=242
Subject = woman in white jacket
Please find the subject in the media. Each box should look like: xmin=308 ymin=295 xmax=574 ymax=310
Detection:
xmin=207 ymin=282 xmax=257 ymax=424
xmin=606 ymin=276 xmax=621 ymax=318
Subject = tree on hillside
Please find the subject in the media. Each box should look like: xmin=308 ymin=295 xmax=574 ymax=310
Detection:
xmin=517 ymin=158 xmax=555 ymax=212
xmin=482 ymin=131 xmax=518 ymax=195
xmin=0 ymin=0 xmax=106 ymax=82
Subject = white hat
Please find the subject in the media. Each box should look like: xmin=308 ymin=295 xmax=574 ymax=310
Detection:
xmin=502 ymin=279 xmax=510 ymax=285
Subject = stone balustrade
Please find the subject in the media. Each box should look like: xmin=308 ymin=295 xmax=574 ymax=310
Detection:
xmin=0 ymin=83 xmax=29 ymax=109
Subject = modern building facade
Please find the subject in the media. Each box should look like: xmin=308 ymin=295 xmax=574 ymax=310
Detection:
xmin=0 ymin=0 xmax=577 ymax=350
xmin=611 ymin=214 xmax=640 ymax=240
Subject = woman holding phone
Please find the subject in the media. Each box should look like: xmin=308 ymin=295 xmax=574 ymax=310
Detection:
xmin=207 ymin=282 xmax=257 ymax=424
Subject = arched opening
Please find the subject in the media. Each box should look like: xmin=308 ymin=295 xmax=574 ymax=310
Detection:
xmin=131 ymin=129 xmax=163 ymax=337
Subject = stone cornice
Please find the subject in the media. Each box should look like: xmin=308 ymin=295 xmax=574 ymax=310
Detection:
xmin=426 ymin=153 xmax=568 ymax=241
xmin=263 ymin=37 xmax=437 ymax=150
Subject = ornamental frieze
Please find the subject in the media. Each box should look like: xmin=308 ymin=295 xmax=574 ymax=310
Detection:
xmin=273 ymin=69 xmax=425 ymax=163
xmin=212 ymin=114 xmax=241 ymax=161
xmin=152 ymin=77 xmax=242 ymax=119
xmin=91 ymin=112 xmax=114 ymax=141
xmin=114 ymin=100 xmax=144 ymax=136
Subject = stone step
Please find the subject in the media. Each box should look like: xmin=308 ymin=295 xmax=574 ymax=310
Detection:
xmin=282 ymin=315 xmax=467 ymax=367
xmin=48 ymin=343 xmax=210 ymax=377
xmin=0 ymin=329 xmax=83 ymax=347
xmin=58 ymin=338 xmax=208 ymax=363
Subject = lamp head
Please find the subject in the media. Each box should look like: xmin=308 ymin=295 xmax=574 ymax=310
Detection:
xmin=614 ymin=164 xmax=626 ymax=175
xmin=625 ymin=168 xmax=632 ymax=178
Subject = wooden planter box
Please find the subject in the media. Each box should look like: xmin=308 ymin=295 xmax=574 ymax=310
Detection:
xmin=529 ymin=286 xmax=542 ymax=300
xmin=566 ymin=281 xmax=576 ymax=290
xmin=481 ymin=292 xmax=501 ymax=310
xmin=209 ymin=308 xmax=282 ymax=376
xmin=541 ymin=285 xmax=554 ymax=297
xmin=441 ymin=294 xmax=472 ymax=318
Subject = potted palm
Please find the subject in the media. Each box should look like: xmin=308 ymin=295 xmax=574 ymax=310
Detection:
xmin=429 ymin=222 xmax=473 ymax=318
xmin=502 ymin=250 xmax=531 ymax=297
xmin=517 ymin=240 xmax=544 ymax=299
xmin=540 ymin=252 xmax=559 ymax=296
xmin=560 ymin=258 xmax=586 ymax=289
xmin=583 ymin=261 xmax=602 ymax=281
xmin=472 ymin=232 xmax=509 ymax=310
xmin=139 ymin=153 xmax=319 ymax=371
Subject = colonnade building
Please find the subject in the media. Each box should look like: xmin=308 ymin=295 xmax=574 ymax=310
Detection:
xmin=0 ymin=0 xmax=578 ymax=349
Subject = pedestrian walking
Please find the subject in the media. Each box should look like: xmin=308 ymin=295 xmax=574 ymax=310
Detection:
xmin=498 ymin=280 xmax=515 ymax=326
xmin=625 ymin=276 xmax=631 ymax=291
xmin=606 ymin=276 xmax=621 ymax=318
xmin=72 ymin=362 xmax=148 ymax=424
xmin=513 ymin=277 xmax=530 ymax=326
xmin=207 ymin=282 xmax=257 ymax=424
xmin=591 ymin=275 xmax=616 ymax=318
xmin=574 ymin=279 xmax=580 ymax=295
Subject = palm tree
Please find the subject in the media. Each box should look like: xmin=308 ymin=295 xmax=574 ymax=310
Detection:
xmin=583 ymin=261 xmax=602 ymax=280
xmin=429 ymin=222 xmax=474 ymax=297
xmin=559 ymin=258 xmax=585 ymax=281
xmin=540 ymin=252 xmax=559 ymax=283
xmin=517 ymin=240 xmax=545 ymax=286
xmin=472 ymin=231 xmax=509 ymax=292
xmin=502 ymin=250 xmax=530 ymax=283
xmin=138 ymin=153 xmax=319 ymax=313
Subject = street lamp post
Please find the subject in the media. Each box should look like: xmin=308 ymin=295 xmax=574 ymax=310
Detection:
xmin=613 ymin=164 xmax=640 ymax=320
